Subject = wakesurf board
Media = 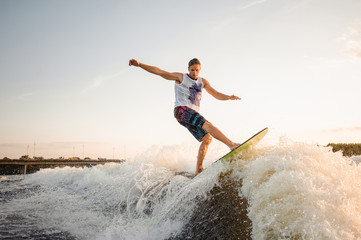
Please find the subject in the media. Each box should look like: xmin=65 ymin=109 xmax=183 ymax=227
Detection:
xmin=195 ymin=127 xmax=268 ymax=177
xmin=217 ymin=127 xmax=268 ymax=163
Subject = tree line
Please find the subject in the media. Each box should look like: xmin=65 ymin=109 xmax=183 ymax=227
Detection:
xmin=327 ymin=143 xmax=361 ymax=157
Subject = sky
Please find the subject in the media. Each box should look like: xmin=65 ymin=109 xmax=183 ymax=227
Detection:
xmin=1 ymin=0 xmax=361 ymax=159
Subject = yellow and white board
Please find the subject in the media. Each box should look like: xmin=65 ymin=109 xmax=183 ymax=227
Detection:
xmin=193 ymin=128 xmax=268 ymax=178
xmin=218 ymin=127 xmax=268 ymax=163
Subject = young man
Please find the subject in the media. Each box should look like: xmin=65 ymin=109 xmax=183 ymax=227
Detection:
xmin=129 ymin=58 xmax=241 ymax=175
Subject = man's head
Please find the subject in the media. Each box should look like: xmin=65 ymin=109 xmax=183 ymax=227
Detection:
xmin=188 ymin=58 xmax=201 ymax=80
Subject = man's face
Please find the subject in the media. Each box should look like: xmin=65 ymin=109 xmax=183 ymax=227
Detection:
xmin=188 ymin=64 xmax=201 ymax=80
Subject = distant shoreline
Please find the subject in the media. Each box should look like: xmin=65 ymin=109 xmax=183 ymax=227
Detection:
xmin=0 ymin=159 xmax=125 ymax=175
xmin=0 ymin=158 xmax=124 ymax=162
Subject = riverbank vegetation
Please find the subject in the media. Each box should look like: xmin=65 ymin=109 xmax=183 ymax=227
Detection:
xmin=327 ymin=143 xmax=361 ymax=157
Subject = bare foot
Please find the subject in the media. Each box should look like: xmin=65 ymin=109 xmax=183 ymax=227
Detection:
xmin=195 ymin=167 xmax=204 ymax=176
xmin=230 ymin=142 xmax=240 ymax=151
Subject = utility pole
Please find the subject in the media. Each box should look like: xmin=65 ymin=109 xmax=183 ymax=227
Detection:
xmin=27 ymin=145 xmax=29 ymax=155
xmin=33 ymin=142 xmax=36 ymax=157
xmin=123 ymin=145 xmax=126 ymax=160
xmin=83 ymin=144 xmax=84 ymax=159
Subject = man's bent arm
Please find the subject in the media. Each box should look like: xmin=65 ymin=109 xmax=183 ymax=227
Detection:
xmin=203 ymin=78 xmax=241 ymax=101
xmin=129 ymin=59 xmax=182 ymax=83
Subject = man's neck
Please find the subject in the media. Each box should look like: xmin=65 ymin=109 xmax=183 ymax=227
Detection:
xmin=187 ymin=74 xmax=197 ymax=80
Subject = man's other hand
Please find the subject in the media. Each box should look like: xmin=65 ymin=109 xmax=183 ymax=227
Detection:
xmin=129 ymin=59 xmax=140 ymax=67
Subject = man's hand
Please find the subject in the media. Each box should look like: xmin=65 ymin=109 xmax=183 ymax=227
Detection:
xmin=129 ymin=59 xmax=140 ymax=67
xmin=229 ymin=94 xmax=241 ymax=100
xmin=128 ymin=59 xmax=182 ymax=83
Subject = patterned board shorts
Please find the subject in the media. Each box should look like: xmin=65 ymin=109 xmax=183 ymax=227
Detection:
xmin=174 ymin=106 xmax=208 ymax=142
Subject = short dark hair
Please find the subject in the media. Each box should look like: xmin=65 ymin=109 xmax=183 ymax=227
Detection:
xmin=188 ymin=58 xmax=201 ymax=67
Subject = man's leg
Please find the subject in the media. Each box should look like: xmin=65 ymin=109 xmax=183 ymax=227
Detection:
xmin=202 ymin=121 xmax=239 ymax=150
xmin=195 ymin=133 xmax=212 ymax=176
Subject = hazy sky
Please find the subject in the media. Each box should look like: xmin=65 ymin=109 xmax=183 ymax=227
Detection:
xmin=1 ymin=0 xmax=361 ymax=159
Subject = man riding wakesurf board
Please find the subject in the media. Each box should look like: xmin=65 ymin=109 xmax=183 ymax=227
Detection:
xmin=129 ymin=58 xmax=241 ymax=176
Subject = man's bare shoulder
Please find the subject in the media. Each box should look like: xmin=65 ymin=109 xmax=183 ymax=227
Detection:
xmin=202 ymin=78 xmax=210 ymax=87
xmin=173 ymin=72 xmax=183 ymax=84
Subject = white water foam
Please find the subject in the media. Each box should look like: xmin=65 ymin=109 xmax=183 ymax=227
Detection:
xmin=0 ymin=176 xmax=9 ymax=182
xmin=239 ymin=138 xmax=361 ymax=240
xmin=351 ymin=155 xmax=361 ymax=165
xmin=6 ymin=145 xmax=226 ymax=240
xmin=2 ymin=140 xmax=361 ymax=239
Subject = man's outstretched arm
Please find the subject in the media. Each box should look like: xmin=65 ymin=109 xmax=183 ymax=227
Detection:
xmin=203 ymin=78 xmax=241 ymax=101
xmin=129 ymin=59 xmax=183 ymax=84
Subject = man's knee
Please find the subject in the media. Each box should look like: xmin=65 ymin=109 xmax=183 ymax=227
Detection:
xmin=202 ymin=133 xmax=212 ymax=145
xmin=202 ymin=121 xmax=213 ymax=131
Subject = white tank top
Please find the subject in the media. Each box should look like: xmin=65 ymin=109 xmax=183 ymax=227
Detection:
xmin=174 ymin=73 xmax=204 ymax=112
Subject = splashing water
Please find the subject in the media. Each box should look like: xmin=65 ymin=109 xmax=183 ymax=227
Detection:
xmin=0 ymin=139 xmax=360 ymax=240
xmin=240 ymin=138 xmax=361 ymax=240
